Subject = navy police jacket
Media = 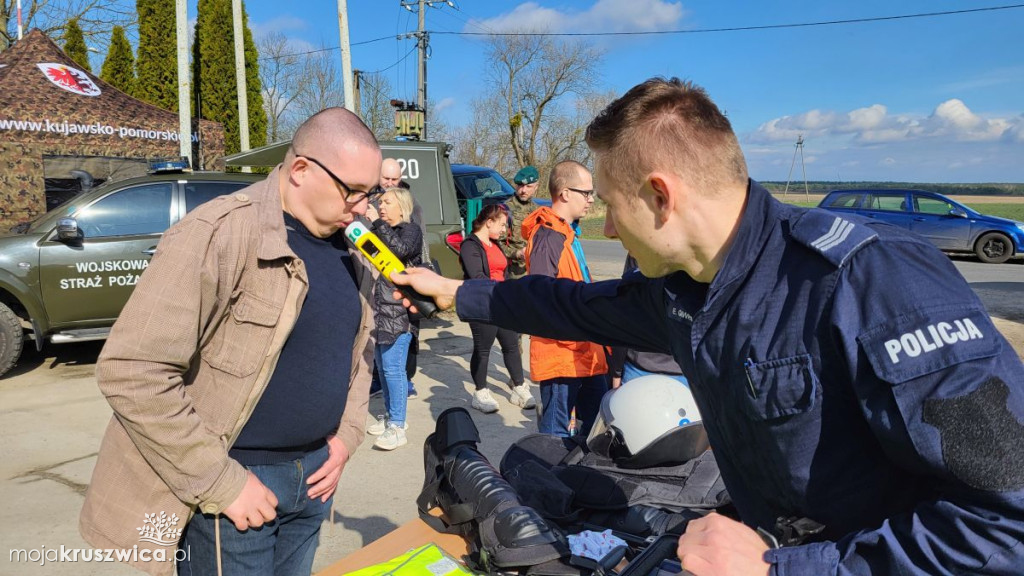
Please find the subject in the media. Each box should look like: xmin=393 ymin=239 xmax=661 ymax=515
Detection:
xmin=456 ymin=180 xmax=1024 ymax=575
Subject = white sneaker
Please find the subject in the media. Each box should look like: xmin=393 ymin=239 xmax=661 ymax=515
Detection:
xmin=374 ymin=424 xmax=407 ymax=451
xmin=510 ymin=383 xmax=536 ymax=409
xmin=472 ymin=389 xmax=500 ymax=414
xmin=367 ymin=416 xmax=407 ymax=436
xmin=366 ymin=415 xmax=387 ymax=436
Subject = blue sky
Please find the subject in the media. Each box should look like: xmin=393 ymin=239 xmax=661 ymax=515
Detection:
xmin=239 ymin=0 xmax=1023 ymax=183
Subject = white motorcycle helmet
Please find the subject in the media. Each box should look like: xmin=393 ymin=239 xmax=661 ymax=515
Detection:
xmin=586 ymin=374 xmax=710 ymax=469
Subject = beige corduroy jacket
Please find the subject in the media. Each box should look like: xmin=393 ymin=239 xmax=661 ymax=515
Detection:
xmin=79 ymin=167 xmax=376 ymax=575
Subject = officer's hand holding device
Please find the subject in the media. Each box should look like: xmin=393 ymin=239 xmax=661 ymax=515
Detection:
xmin=345 ymin=221 xmax=438 ymax=318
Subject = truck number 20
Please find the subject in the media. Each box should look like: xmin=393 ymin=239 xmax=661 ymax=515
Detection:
xmin=396 ymin=158 xmax=419 ymax=180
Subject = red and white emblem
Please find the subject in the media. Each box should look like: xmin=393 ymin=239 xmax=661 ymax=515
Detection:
xmin=36 ymin=62 xmax=101 ymax=97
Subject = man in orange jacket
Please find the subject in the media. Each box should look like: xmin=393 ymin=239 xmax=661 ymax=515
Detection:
xmin=521 ymin=160 xmax=609 ymax=436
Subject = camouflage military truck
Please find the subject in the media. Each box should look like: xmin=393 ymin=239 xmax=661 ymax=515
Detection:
xmin=0 ymin=164 xmax=261 ymax=377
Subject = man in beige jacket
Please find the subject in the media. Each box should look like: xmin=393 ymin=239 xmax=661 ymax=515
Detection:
xmin=80 ymin=108 xmax=382 ymax=575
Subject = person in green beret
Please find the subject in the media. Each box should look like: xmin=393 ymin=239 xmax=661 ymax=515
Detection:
xmin=499 ymin=165 xmax=540 ymax=279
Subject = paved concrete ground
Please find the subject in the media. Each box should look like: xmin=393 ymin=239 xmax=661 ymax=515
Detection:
xmin=1 ymin=264 xmax=1021 ymax=575
xmin=0 ymin=313 xmax=538 ymax=575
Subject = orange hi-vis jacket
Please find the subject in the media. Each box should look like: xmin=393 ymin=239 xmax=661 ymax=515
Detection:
xmin=521 ymin=206 xmax=608 ymax=382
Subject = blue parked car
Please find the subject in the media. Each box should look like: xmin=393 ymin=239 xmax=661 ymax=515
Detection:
xmin=818 ymin=189 xmax=1024 ymax=264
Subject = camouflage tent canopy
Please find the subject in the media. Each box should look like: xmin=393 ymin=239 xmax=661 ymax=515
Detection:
xmin=0 ymin=30 xmax=225 ymax=230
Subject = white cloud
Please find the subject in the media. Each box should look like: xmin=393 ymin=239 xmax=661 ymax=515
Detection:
xmin=749 ymin=99 xmax=1017 ymax=145
xmin=468 ymin=0 xmax=685 ymax=34
xmin=434 ymin=97 xmax=456 ymax=114
xmin=921 ymin=99 xmax=1009 ymax=141
xmin=251 ymin=15 xmax=308 ymax=40
xmin=744 ymin=101 xmax=1024 ymax=181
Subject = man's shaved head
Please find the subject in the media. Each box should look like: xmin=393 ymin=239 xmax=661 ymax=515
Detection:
xmin=380 ymin=158 xmax=402 ymax=187
xmin=288 ymin=107 xmax=378 ymax=162
xmin=279 ymin=107 xmax=382 ymax=238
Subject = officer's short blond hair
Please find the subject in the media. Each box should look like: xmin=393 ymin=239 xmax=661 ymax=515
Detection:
xmin=585 ymin=77 xmax=748 ymax=198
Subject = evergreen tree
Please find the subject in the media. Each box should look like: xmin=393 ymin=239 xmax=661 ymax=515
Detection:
xmin=136 ymin=0 xmax=179 ymax=111
xmin=193 ymin=0 xmax=267 ymax=155
xmin=63 ymin=18 xmax=91 ymax=72
xmin=100 ymin=26 xmax=136 ymax=96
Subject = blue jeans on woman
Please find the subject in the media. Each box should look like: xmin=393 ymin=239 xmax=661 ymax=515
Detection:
xmin=538 ymin=374 xmax=608 ymax=437
xmin=177 ymin=444 xmax=331 ymax=576
xmin=375 ymin=331 xmax=413 ymax=427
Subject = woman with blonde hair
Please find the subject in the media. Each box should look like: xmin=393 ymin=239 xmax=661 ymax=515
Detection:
xmin=365 ymin=187 xmax=422 ymax=450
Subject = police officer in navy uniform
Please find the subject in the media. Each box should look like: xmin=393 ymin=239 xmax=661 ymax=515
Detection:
xmin=394 ymin=77 xmax=1024 ymax=575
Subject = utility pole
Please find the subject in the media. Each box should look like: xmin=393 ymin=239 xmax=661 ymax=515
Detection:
xmin=353 ymin=69 xmax=362 ymax=117
xmin=175 ymin=0 xmax=192 ymax=167
xmin=783 ymin=135 xmax=809 ymax=201
xmin=401 ymin=0 xmax=454 ymax=140
xmin=417 ymin=0 xmax=426 ymax=116
xmin=231 ymin=0 xmax=250 ymax=172
xmin=338 ymin=0 xmax=355 ymax=112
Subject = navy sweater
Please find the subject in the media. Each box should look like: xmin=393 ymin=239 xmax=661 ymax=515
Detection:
xmin=231 ymin=213 xmax=362 ymax=465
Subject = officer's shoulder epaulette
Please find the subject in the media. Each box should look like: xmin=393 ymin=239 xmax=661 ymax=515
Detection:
xmin=189 ymin=192 xmax=254 ymax=224
xmin=790 ymin=208 xmax=878 ymax=268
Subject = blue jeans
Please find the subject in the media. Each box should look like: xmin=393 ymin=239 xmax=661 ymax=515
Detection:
xmin=375 ymin=331 xmax=412 ymax=427
xmin=177 ymin=444 xmax=331 ymax=576
xmin=538 ymin=374 xmax=609 ymax=437
xmin=622 ymin=362 xmax=689 ymax=386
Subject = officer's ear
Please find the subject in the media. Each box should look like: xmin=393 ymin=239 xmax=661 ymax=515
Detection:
xmin=647 ymin=172 xmax=675 ymax=224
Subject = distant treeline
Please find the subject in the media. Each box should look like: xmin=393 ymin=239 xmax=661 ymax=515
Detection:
xmin=760 ymin=182 xmax=1024 ymax=197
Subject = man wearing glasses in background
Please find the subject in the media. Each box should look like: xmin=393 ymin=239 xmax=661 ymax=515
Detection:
xmin=80 ymin=108 xmax=382 ymax=576
xmin=520 ymin=160 xmax=609 ymax=436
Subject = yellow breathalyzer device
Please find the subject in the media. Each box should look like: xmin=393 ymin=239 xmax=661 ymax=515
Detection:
xmin=345 ymin=221 xmax=438 ymax=318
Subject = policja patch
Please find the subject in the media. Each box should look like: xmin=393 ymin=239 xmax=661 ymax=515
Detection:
xmin=857 ymin=304 xmax=1001 ymax=384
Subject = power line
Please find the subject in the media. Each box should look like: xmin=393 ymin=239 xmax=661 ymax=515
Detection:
xmin=366 ymin=45 xmax=418 ymax=75
xmin=257 ymin=35 xmax=395 ymax=62
xmin=431 ymin=4 xmax=1024 ymax=38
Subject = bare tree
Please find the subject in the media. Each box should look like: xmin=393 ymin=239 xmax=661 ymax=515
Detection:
xmin=258 ymin=31 xmax=304 ymax=143
xmin=292 ymin=46 xmax=345 ymax=124
xmin=2 ymin=0 xmax=135 ymax=53
xmin=483 ymin=32 xmax=603 ymax=175
xmin=451 ymin=93 xmax=517 ymax=175
xmin=357 ymin=71 xmax=395 ymax=141
xmin=545 ymin=89 xmax=618 ymax=167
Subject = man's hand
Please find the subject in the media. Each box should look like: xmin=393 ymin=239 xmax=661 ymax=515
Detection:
xmin=610 ymin=376 xmax=622 ymax=389
xmin=390 ymin=267 xmax=461 ymax=313
xmin=306 ymin=435 xmax=350 ymax=502
xmin=221 ymin=471 xmax=278 ymax=531
xmin=677 ymin=513 xmax=770 ymax=576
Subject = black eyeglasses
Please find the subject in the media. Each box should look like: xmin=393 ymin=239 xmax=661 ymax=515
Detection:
xmin=568 ymin=187 xmax=596 ymax=200
xmin=299 ymin=155 xmax=384 ymax=204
